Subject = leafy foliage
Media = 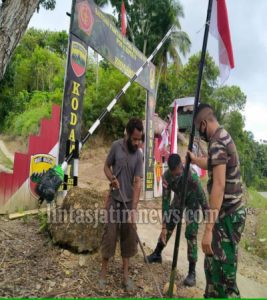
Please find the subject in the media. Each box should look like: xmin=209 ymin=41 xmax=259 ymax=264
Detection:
xmin=156 ymin=52 xmax=219 ymax=118
xmin=97 ymin=0 xmax=191 ymax=74
xmin=0 ymin=19 xmax=266 ymax=191
xmin=83 ymin=60 xmax=146 ymax=138
xmin=38 ymin=0 xmax=56 ymax=11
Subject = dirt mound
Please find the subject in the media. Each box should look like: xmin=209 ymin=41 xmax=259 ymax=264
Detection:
xmin=49 ymin=187 xmax=107 ymax=253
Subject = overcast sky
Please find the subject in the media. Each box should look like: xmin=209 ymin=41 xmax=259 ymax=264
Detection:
xmin=29 ymin=0 xmax=267 ymax=141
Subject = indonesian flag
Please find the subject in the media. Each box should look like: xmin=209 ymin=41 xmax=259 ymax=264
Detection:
xmin=210 ymin=0 xmax=234 ymax=83
xmin=170 ymin=103 xmax=178 ymax=154
xmin=121 ymin=1 xmax=127 ymax=36
xmin=159 ymin=123 xmax=170 ymax=151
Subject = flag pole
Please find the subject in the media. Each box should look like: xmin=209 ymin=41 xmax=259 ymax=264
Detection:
xmin=167 ymin=0 xmax=214 ymax=297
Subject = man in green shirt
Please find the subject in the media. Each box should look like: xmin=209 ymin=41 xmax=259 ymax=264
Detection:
xmin=147 ymin=153 xmax=208 ymax=287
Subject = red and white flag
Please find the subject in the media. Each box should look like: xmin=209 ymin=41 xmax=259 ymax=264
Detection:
xmin=159 ymin=127 xmax=169 ymax=151
xmin=210 ymin=0 xmax=234 ymax=83
xmin=121 ymin=1 xmax=127 ymax=36
xmin=170 ymin=103 xmax=178 ymax=154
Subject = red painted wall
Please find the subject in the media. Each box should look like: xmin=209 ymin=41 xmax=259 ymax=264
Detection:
xmin=0 ymin=105 xmax=61 ymax=209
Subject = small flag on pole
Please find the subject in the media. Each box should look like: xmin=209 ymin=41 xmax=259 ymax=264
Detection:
xmin=170 ymin=103 xmax=178 ymax=154
xmin=121 ymin=1 xmax=127 ymax=36
xmin=210 ymin=0 xmax=234 ymax=83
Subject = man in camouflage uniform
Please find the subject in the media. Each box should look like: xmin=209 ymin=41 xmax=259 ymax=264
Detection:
xmin=189 ymin=104 xmax=246 ymax=298
xmin=147 ymin=153 xmax=209 ymax=287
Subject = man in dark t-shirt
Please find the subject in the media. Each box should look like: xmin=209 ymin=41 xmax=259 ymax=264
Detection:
xmin=99 ymin=118 xmax=143 ymax=292
xmin=188 ymin=104 xmax=246 ymax=298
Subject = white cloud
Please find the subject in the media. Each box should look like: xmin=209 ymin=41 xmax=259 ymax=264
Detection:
xmin=29 ymin=1 xmax=72 ymax=31
xmin=245 ymin=101 xmax=267 ymax=141
xmin=180 ymin=0 xmax=267 ymax=141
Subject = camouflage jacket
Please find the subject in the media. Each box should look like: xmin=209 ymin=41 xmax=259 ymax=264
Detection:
xmin=162 ymin=168 xmax=208 ymax=217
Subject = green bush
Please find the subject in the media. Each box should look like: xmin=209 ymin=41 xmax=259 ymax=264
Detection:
xmin=254 ymin=177 xmax=267 ymax=191
xmin=5 ymin=103 xmax=51 ymax=136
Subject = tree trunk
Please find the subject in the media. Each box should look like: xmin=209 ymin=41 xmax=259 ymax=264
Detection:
xmin=0 ymin=0 xmax=39 ymax=80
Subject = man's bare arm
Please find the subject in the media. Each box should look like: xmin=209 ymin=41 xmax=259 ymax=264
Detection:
xmin=104 ymin=161 xmax=113 ymax=182
xmin=188 ymin=151 xmax=208 ymax=170
xmin=206 ymin=164 xmax=226 ymax=231
xmin=104 ymin=161 xmax=119 ymax=189
xmin=202 ymin=164 xmax=226 ymax=254
xmin=132 ymin=176 xmax=142 ymax=210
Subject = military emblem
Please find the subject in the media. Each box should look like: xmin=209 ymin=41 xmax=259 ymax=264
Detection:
xmin=77 ymin=1 xmax=94 ymax=36
xmin=71 ymin=41 xmax=87 ymax=77
xmin=29 ymin=154 xmax=56 ymax=198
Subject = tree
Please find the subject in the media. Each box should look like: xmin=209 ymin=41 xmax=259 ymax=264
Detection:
xmin=0 ymin=0 xmax=55 ymax=80
xmin=14 ymin=46 xmax=64 ymax=92
xmin=156 ymin=52 xmax=219 ymax=118
xmin=209 ymin=85 xmax=247 ymax=123
xmin=0 ymin=29 xmax=65 ymax=130
xmin=83 ymin=59 xmax=146 ymax=138
xmin=95 ymin=0 xmax=191 ymax=89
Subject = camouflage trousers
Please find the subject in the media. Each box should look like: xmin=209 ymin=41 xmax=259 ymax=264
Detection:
xmin=204 ymin=207 xmax=246 ymax=298
xmin=162 ymin=205 xmax=199 ymax=263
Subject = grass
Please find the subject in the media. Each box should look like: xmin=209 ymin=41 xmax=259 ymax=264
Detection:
xmin=244 ymin=188 xmax=267 ymax=259
xmin=0 ymin=148 xmax=13 ymax=169
xmin=247 ymin=188 xmax=267 ymax=209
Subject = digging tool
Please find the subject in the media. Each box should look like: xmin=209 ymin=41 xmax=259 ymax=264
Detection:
xmin=117 ymin=188 xmax=163 ymax=298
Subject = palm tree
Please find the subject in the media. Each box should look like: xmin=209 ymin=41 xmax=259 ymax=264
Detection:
xmin=96 ymin=0 xmax=190 ymax=63
xmin=95 ymin=0 xmax=191 ymax=94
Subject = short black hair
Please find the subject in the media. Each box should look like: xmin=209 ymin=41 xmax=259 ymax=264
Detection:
xmin=195 ymin=103 xmax=213 ymax=117
xmin=126 ymin=118 xmax=144 ymax=135
xmin=168 ymin=154 xmax=182 ymax=171
xmin=195 ymin=103 xmax=215 ymax=126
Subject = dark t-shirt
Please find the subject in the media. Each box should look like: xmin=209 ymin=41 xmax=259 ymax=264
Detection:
xmin=208 ymin=127 xmax=244 ymax=216
xmin=106 ymin=138 xmax=143 ymax=202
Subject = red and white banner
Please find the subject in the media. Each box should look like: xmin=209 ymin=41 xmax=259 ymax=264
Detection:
xmin=159 ymin=125 xmax=169 ymax=151
xmin=210 ymin=0 xmax=234 ymax=83
xmin=121 ymin=1 xmax=127 ymax=36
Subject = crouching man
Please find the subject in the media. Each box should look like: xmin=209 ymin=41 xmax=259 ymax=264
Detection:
xmin=147 ymin=153 xmax=208 ymax=287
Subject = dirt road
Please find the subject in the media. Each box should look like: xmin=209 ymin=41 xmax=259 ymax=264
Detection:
xmin=137 ymin=220 xmax=267 ymax=298
xmin=260 ymin=192 xmax=267 ymax=199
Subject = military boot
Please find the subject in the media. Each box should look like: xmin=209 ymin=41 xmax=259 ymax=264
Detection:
xmin=146 ymin=241 xmax=165 ymax=263
xmin=183 ymin=262 xmax=196 ymax=287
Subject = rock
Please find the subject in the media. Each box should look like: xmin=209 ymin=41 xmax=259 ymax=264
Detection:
xmin=49 ymin=187 xmax=106 ymax=253
xmin=79 ymin=255 xmax=87 ymax=267
xmin=62 ymin=250 xmax=71 ymax=257
xmin=143 ymin=285 xmax=152 ymax=293
xmin=49 ymin=281 xmax=56 ymax=287
xmin=163 ymin=282 xmax=177 ymax=296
